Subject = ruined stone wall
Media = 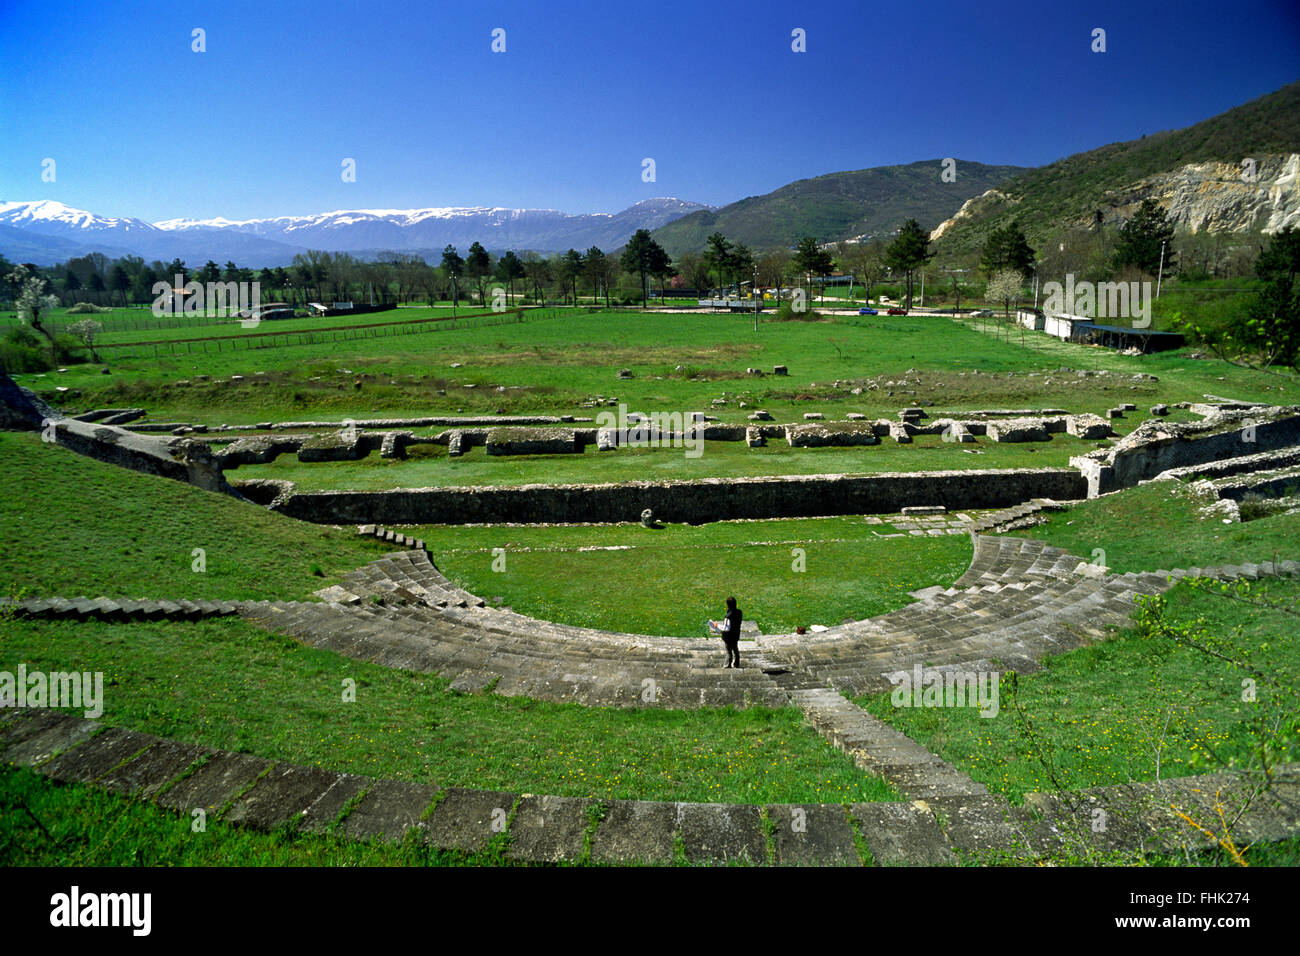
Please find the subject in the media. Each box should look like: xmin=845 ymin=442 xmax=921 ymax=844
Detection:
xmin=270 ymin=468 xmax=1088 ymax=525
xmin=1072 ymin=407 xmax=1300 ymax=496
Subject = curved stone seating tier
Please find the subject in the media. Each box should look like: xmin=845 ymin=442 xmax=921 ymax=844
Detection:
xmin=10 ymin=537 xmax=1296 ymax=708
xmin=6 ymin=708 xmax=1298 ymax=865
xmin=229 ymin=536 xmax=1294 ymax=708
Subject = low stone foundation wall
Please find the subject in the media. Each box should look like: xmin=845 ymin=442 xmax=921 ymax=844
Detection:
xmin=270 ymin=468 xmax=1088 ymax=525
xmin=1073 ymin=407 xmax=1300 ymax=496
xmin=486 ymin=427 xmax=579 ymax=456
xmin=53 ymin=418 xmax=241 ymax=498
xmin=785 ymin=422 xmax=880 ymax=447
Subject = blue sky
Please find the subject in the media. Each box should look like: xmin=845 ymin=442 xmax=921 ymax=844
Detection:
xmin=1 ymin=0 xmax=1297 ymax=221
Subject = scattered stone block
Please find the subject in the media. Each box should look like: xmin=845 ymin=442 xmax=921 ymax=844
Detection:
xmin=298 ymin=429 xmax=364 ymax=462
xmin=747 ymin=410 xmax=773 ymax=421
xmin=773 ymin=365 xmax=788 ymax=376
xmin=889 ymin=422 xmax=914 ymax=444
xmin=1066 ymin=414 xmax=1112 ymax=439
xmin=802 ymin=412 xmax=824 ymax=420
xmin=786 ymin=422 xmax=880 ymax=447
xmin=1151 ymin=404 xmax=1170 ymax=416
xmin=1107 ymin=408 xmax=1124 ymax=419
xmin=485 ymin=427 xmax=578 ymax=456
xmin=985 ymin=419 xmax=1050 ymax=443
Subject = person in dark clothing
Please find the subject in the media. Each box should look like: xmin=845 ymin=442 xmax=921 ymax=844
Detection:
xmin=719 ymin=596 xmax=742 ymax=668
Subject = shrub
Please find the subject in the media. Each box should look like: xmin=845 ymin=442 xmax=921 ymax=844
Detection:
xmin=67 ymin=302 xmax=112 ymax=314
xmin=0 ymin=326 xmax=50 ymax=373
xmin=774 ymin=301 xmax=824 ymax=322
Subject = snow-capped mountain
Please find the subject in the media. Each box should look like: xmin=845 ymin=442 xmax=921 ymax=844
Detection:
xmin=0 ymin=198 xmax=710 ymax=266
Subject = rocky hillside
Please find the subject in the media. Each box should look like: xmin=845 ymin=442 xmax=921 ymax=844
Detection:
xmin=931 ymin=81 xmax=1300 ymax=256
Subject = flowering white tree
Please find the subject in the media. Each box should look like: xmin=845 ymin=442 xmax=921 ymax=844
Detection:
xmin=10 ymin=266 xmax=61 ymax=362
xmin=66 ymin=318 xmax=104 ymax=362
xmin=986 ymin=269 xmax=1024 ymax=340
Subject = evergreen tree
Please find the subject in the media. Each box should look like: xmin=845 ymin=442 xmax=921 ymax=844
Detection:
xmin=620 ymin=229 xmax=671 ymax=307
xmin=884 ymin=219 xmax=933 ymax=310
xmin=1112 ymin=198 xmax=1175 ymax=275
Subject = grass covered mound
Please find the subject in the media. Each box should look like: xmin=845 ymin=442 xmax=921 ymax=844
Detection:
xmin=414 ymin=517 xmax=973 ymax=637
xmin=859 ymin=576 xmax=1300 ymax=803
xmin=0 ymin=431 xmax=388 ymax=601
xmin=0 ymin=616 xmax=895 ymax=805
xmin=1011 ymin=479 xmax=1300 ymax=573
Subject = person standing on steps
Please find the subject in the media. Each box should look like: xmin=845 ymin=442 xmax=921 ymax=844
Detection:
xmin=711 ymin=596 xmax=742 ymax=668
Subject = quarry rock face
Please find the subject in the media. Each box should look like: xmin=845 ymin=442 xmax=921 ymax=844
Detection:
xmin=1129 ymin=153 xmax=1300 ymax=235
xmin=930 ymin=152 xmax=1300 ymax=241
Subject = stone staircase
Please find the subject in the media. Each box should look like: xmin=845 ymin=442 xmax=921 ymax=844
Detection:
xmin=964 ymin=498 xmax=1073 ymax=534
xmin=789 ymin=688 xmax=989 ymax=801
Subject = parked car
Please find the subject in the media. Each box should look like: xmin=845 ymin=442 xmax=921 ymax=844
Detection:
xmin=858 ymin=307 xmax=878 ymax=315
xmin=970 ymin=309 xmax=994 ymax=317
xmin=886 ymin=307 xmax=908 ymax=315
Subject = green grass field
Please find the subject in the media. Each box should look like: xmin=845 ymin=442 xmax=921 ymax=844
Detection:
xmin=14 ymin=309 xmax=1294 ymax=430
xmin=412 ymin=517 xmax=973 ymax=636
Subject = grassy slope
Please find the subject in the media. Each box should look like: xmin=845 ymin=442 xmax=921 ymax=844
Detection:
xmin=1010 ymin=480 xmax=1300 ymax=573
xmin=0 ymin=616 xmax=894 ymax=805
xmin=0 ymin=431 xmax=389 ymax=601
xmin=859 ymin=577 xmax=1300 ymax=803
xmin=412 ymin=517 xmax=973 ymax=637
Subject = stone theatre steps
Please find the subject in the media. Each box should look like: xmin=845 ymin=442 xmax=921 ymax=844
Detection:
xmin=8 ymin=708 xmax=1298 ymax=865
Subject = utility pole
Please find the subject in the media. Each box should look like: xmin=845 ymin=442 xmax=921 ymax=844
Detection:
xmin=1156 ymin=240 xmax=1166 ymax=299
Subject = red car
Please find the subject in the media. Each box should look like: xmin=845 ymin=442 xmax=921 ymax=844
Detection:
xmin=886 ymin=307 xmax=908 ymax=315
